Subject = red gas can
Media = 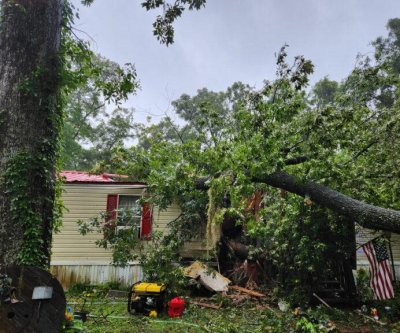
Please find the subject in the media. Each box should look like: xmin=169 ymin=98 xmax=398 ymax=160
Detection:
xmin=168 ymin=297 xmax=185 ymax=317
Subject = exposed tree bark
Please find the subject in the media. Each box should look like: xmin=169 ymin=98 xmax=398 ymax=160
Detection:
xmin=196 ymin=171 xmax=400 ymax=233
xmin=255 ymin=171 xmax=400 ymax=233
xmin=283 ymin=156 xmax=309 ymax=166
xmin=0 ymin=0 xmax=62 ymax=266
xmin=226 ymin=239 xmax=248 ymax=260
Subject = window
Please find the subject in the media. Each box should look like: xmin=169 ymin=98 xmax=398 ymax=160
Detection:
xmin=117 ymin=195 xmax=142 ymax=229
xmin=106 ymin=194 xmax=152 ymax=240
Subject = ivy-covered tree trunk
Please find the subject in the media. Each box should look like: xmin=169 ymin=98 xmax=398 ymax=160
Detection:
xmin=0 ymin=0 xmax=62 ymax=267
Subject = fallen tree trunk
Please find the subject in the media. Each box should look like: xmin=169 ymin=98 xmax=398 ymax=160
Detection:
xmin=256 ymin=171 xmax=400 ymax=233
xmin=196 ymin=171 xmax=400 ymax=233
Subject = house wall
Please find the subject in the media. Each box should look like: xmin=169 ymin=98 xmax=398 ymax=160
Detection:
xmin=51 ymin=183 xmax=182 ymax=289
xmin=356 ymin=226 xmax=400 ymax=279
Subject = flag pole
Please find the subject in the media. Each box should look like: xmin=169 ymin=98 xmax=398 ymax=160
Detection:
xmin=356 ymin=235 xmax=380 ymax=250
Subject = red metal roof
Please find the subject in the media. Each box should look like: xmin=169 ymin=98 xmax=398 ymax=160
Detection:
xmin=60 ymin=171 xmax=136 ymax=183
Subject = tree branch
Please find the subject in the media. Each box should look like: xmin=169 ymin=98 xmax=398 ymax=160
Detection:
xmin=283 ymin=156 xmax=309 ymax=165
xmin=254 ymin=171 xmax=400 ymax=233
xmin=72 ymin=102 xmax=105 ymax=140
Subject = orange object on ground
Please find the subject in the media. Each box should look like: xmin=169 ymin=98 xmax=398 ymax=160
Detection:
xmin=168 ymin=297 xmax=185 ymax=317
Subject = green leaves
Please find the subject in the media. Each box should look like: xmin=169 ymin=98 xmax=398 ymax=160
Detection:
xmin=81 ymin=0 xmax=95 ymax=6
xmin=5 ymin=151 xmax=60 ymax=268
xmin=141 ymin=0 xmax=207 ymax=45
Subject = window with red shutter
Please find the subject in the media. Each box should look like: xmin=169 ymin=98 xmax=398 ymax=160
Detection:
xmin=117 ymin=195 xmax=141 ymax=231
xmin=106 ymin=194 xmax=118 ymax=224
xmin=140 ymin=202 xmax=153 ymax=240
xmin=105 ymin=194 xmax=152 ymax=240
xmin=104 ymin=194 xmax=118 ymax=238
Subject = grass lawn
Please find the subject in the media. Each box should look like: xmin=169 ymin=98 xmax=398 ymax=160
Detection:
xmin=64 ymin=289 xmax=400 ymax=333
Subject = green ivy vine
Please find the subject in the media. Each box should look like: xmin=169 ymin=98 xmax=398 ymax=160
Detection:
xmin=4 ymin=152 xmax=58 ymax=267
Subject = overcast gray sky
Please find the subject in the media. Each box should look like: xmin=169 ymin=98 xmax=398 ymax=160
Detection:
xmin=71 ymin=0 xmax=399 ymax=123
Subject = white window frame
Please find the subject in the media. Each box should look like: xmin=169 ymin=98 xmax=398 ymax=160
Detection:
xmin=115 ymin=194 xmax=142 ymax=236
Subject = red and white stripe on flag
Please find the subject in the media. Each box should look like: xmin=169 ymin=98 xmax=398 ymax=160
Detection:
xmin=362 ymin=239 xmax=394 ymax=300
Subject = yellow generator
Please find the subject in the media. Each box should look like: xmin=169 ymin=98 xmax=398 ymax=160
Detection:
xmin=127 ymin=282 xmax=166 ymax=316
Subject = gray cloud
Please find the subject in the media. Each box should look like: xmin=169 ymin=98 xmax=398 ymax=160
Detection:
xmin=71 ymin=0 xmax=399 ymax=122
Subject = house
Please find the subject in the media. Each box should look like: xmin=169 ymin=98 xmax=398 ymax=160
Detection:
xmin=50 ymin=171 xmax=184 ymax=289
xmin=51 ymin=171 xmax=400 ymax=289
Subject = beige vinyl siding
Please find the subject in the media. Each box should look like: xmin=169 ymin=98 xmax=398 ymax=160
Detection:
xmin=180 ymin=240 xmax=208 ymax=258
xmin=152 ymin=205 xmax=181 ymax=233
xmin=356 ymin=225 xmax=400 ymax=278
xmin=151 ymin=203 xmax=208 ymax=257
xmin=51 ymin=184 xmax=181 ymax=264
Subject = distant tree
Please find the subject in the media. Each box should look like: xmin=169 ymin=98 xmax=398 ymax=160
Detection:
xmin=134 ymin=82 xmax=253 ymax=150
xmin=341 ymin=18 xmax=400 ymax=110
xmin=172 ymin=82 xmax=252 ymax=145
xmin=61 ymin=54 xmax=136 ymax=170
xmin=311 ymin=77 xmax=339 ymax=107
xmin=373 ymin=18 xmax=400 ymax=73
xmin=134 ymin=117 xmax=186 ymax=150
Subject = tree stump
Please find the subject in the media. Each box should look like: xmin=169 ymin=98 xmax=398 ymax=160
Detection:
xmin=0 ymin=265 xmax=65 ymax=333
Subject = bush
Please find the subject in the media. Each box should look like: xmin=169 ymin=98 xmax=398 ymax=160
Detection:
xmin=138 ymin=230 xmax=187 ymax=296
xmin=355 ymin=269 xmax=374 ymax=302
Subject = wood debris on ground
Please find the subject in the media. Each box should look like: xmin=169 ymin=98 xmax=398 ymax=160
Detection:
xmin=183 ymin=261 xmax=231 ymax=292
xmin=354 ymin=310 xmax=386 ymax=326
xmin=191 ymin=301 xmax=223 ymax=309
xmin=228 ymin=285 xmax=266 ymax=297
xmin=335 ymin=323 xmax=373 ymax=333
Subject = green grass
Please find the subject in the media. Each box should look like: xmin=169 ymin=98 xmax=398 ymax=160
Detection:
xmin=64 ymin=292 xmax=400 ymax=333
xmin=66 ymin=299 xmax=293 ymax=333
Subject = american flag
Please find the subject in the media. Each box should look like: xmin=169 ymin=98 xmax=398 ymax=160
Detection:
xmin=362 ymin=237 xmax=394 ymax=300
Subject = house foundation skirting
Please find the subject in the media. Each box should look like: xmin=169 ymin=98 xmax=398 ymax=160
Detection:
xmin=50 ymin=262 xmax=143 ymax=290
xmin=50 ymin=261 xmax=400 ymax=290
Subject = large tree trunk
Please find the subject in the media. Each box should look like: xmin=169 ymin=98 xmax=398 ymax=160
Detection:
xmin=196 ymin=171 xmax=400 ymax=233
xmin=256 ymin=171 xmax=400 ymax=233
xmin=0 ymin=0 xmax=62 ymax=267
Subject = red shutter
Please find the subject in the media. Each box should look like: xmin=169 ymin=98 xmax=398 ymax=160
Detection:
xmin=105 ymin=194 xmax=118 ymax=225
xmin=141 ymin=202 xmax=152 ymax=240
